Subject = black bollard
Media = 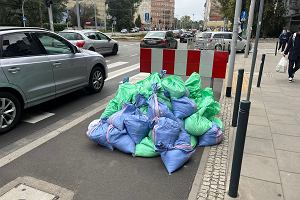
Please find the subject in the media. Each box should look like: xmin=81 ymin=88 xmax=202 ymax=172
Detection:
xmin=228 ymin=100 xmax=251 ymax=198
xmin=257 ymin=54 xmax=266 ymax=87
xmin=275 ymin=41 xmax=278 ymax=56
xmin=232 ymin=69 xmax=244 ymax=127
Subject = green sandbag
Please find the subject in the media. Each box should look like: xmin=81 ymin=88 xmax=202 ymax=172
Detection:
xmin=190 ymin=135 xmax=198 ymax=148
xmin=185 ymin=111 xmax=213 ymax=136
xmin=139 ymin=105 xmax=148 ymax=115
xmin=185 ymin=72 xmax=202 ymax=99
xmin=157 ymin=92 xmax=172 ymax=110
xmin=209 ymin=116 xmax=224 ymax=130
xmin=135 ymin=132 xmax=159 ymax=157
xmin=200 ymin=87 xmax=214 ymax=98
xmin=204 ymin=101 xmax=221 ymax=118
xmin=162 ymin=75 xmax=187 ymax=99
xmin=136 ymin=73 xmax=162 ymax=98
xmin=100 ymin=99 xmax=119 ymax=119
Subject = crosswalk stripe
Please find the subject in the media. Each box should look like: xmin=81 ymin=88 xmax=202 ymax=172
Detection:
xmin=107 ymin=62 xmax=128 ymax=69
xmin=106 ymin=63 xmax=140 ymax=81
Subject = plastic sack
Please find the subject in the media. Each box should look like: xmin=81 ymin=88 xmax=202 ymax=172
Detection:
xmin=160 ymin=130 xmax=195 ymax=174
xmin=162 ymin=75 xmax=188 ymax=99
xmin=276 ymin=57 xmax=288 ymax=73
xmin=195 ymin=96 xmax=221 ymax=118
xmin=172 ymin=97 xmax=197 ymax=119
xmin=157 ymin=92 xmax=172 ymax=110
xmin=136 ymin=73 xmax=162 ymax=98
xmin=185 ymin=72 xmax=202 ymax=99
xmin=152 ymin=117 xmax=181 ymax=151
xmin=107 ymin=125 xmax=136 ymax=154
xmin=198 ymin=123 xmax=224 ymax=147
xmin=185 ymin=110 xmax=213 ymax=136
xmin=134 ymin=94 xmax=148 ymax=108
xmin=108 ymin=104 xmax=138 ymax=130
xmin=209 ymin=116 xmax=224 ymax=130
xmin=100 ymin=99 xmax=119 ymax=119
xmin=86 ymin=120 xmax=113 ymax=150
xmin=135 ymin=132 xmax=160 ymax=157
xmin=124 ymin=114 xmax=150 ymax=144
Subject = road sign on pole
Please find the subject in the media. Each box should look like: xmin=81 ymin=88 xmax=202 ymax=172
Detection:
xmin=112 ymin=16 xmax=117 ymax=21
xmin=145 ymin=12 xmax=150 ymax=23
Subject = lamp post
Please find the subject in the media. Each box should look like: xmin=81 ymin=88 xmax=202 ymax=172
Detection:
xmin=22 ymin=0 xmax=27 ymax=27
xmin=90 ymin=0 xmax=97 ymax=30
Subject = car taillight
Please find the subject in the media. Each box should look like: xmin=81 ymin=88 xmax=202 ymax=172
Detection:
xmin=161 ymin=39 xmax=167 ymax=45
xmin=76 ymin=40 xmax=85 ymax=48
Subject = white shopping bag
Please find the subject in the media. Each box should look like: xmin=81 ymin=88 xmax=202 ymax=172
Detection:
xmin=276 ymin=57 xmax=288 ymax=73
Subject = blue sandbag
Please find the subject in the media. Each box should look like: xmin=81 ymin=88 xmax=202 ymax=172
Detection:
xmin=160 ymin=130 xmax=195 ymax=174
xmin=86 ymin=120 xmax=113 ymax=150
xmin=172 ymin=96 xmax=197 ymax=119
xmin=108 ymin=104 xmax=138 ymax=130
xmin=108 ymin=126 xmax=136 ymax=154
xmin=124 ymin=114 xmax=150 ymax=144
xmin=152 ymin=117 xmax=181 ymax=151
xmin=134 ymin=94 xmax=148 ymax=108
xmin=198 ymin=123 xmax=224 ymax=147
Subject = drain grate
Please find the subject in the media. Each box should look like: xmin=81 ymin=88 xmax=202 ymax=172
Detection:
xmin=0 ymin=184 xmax=57 ymax=200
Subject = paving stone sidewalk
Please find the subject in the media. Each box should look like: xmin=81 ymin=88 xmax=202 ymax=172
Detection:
xmin=192 ymin=47 xmax=300 ymax=200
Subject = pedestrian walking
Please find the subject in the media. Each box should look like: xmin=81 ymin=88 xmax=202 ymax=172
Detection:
xmin=284 ymin=26 xmax=300 ymax=82
xmin=278 ymin=29 xmax=288 ymax=52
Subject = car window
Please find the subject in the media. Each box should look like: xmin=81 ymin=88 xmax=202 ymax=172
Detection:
xmin=1 ymin=33 xmax=44 ymax=58
xmin=213 ymin=34 xmax=225 ymax=39
xmin=145 ymin=32 xmax=166 ymax=38
xmin=85 ymin=32 xmax=97 ymax=40
xmin=96 ymin=32 xmax=109 ymax=40
xmin=58 ymin=32 xmax=83 ymax=40
xmin=201 ymin=33 xmax=212 ymax=38
xmin=35 ymin=32 xmax=73 ymax=55
xmin=224 ymin=33 xmax=232 ymax=39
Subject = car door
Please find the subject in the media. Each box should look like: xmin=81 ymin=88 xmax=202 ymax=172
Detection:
xmin=85 ymin=32 xmax=103 ymax=53
xmin=96 ymin=32 xmax=112 ymax=54
xmin=34 ymin=32 xmax=88 ymax=96
xmin=0 ymin=32 xmax=55 ymax=105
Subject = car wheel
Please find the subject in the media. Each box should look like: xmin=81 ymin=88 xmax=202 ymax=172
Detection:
xmin=112 ymin=44 xmax=118 ymax=55
xmin=0 ymin=92 xmax=22 ymax=134
xmin=88 ymin=47 xmax=95 ymax=52
xmin=87 ymin=67 xmax=105 ymax=93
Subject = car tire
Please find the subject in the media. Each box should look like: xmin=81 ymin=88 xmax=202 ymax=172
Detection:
xmin=0 ymin=92 xmax=22 ymax=134
xmin=87 ymin=67 xmax=105 ymax=93
xmin=88 ymin=47 xmax=95 ymax=52
xmin=112 ymin=44 xmax=118 ymax=55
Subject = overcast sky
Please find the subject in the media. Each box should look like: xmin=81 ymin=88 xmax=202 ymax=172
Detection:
xmin=175 ymin=0 xmax=206 ymax=21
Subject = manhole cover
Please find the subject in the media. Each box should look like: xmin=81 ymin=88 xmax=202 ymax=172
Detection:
xmin=0 ymin=184 xmax=56 ymax=200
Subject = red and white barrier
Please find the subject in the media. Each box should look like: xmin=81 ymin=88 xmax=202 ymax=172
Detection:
xmin=140 ymin=48 xmax=229 ymax=79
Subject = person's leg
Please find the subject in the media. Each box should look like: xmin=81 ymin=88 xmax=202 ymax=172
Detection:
xmin=282 ymin=42 xmax=287 ymax=52
xmin=278 ymin=41 xmax=282 ymax=50
xmin=292 ymin=59 xmax=300 ymax=75
xmin=288 ymin=59 xmax=295 ymax=78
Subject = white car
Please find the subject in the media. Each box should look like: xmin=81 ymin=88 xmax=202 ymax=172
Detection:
xmin=59 ymin=30 xmax=119 ymax=55
xmin=195 ymin=32 xmax=251 ymax=52
xmin=120 ymin=29 xmax=128 ymax=34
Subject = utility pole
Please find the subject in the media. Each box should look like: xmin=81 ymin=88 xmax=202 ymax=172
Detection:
xmin=226 ymin=0 xmax=243 ymax=97
xmin=22 ymin=0 xmax=27 ymax=27
xmin=244 ymin=0 xmax=256 ymax=58
xmin=76 ymin=0 xmax=81 ymax=29
xmin=246 ymin=0 xmax=265 ymax=100
xmin=92 ymin=0 xmax=97 ymax=30
xmin=44 ymin=0 xmax=54 ymax=32
xmin=192 ymin=13 xmax=195 ymax=29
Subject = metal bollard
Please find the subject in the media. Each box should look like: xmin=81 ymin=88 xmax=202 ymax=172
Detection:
xmin=228 ymin=100 xmax=251 ymax=198
xmin=232 ymin=69 xmax=244 ymax=127
xmin=257 ymin=54 xmax=266 ymax=87
xmin=275 ymin=41 xmax=278 ymax=56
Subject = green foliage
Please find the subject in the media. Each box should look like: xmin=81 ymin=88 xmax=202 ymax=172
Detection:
xmin=42 ymin=23 xmax=67 ymax=32
xmin=135 ymin=14 xmax=142 ymax=28
xmin=69 ymin=3 xmax=94 ymax=28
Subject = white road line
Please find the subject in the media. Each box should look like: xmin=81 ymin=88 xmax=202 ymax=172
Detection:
xmin=106 ymin=60 xmax=111 ymax=63
xmin=23 ymin=112 xmax=55 ymax=124
xmin=107 ymin=61 xmax=128 ymax=69
xmin=130 ymin=54 xmax=139 ymax=57
xmin=121 ymin=45 xmax=129 ymax=47
xmin=106 ymin=63 xmax=140 ymax=81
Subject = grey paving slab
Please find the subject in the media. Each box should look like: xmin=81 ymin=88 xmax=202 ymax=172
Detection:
xmin=246 ymin=125 xmax=272 ymax=139
xmin=265 ymin=107 xmax=297 ymax=117
xmin=241 ymin=154 xmax=281 ymax=183
xmin=228 ymin=176 xmax=284 ymax=200
xmin=249 ymin=108 xmax=267 ymax=117
xmin=270 ymin=123 xmax=300 ymax=137
xmin=244 ymin=137 xmax=275 ymax=158
xmin=280 ymin=171 xmax=300 ymax=200
xmin=273 ymin=134 xmax=300 ymax=153
xmin=276 ymin=150 xmax=300 ymax=174
xmin=267 ymin=114 xmax=300 ymax=125
xmin=248 ymin=115 xmax=269 ymax=127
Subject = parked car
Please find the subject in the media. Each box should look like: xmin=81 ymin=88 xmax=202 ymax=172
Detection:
xmin=130 ymin=27 xmax=139 ymax=33
xmin=0 ymin=27 xmax=108 ymax=133
xmin=140 ymin=31 xmax=178 ymax=49
xmin=195 ymin=31 xmax=251 ymax=52
xmin=59 ymin=30 xmax=118 ymax=55
xmin=172 ymin=30 xmax=182 ymax=38
xmin=180 ymin=32 xmax=195 ymax=43
xmin=120 ymin=29 xmax=128 ymax=34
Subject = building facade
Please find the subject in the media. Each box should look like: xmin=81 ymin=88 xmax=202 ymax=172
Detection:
xmin=151 ymin=0 xmax=175 ymax=30
xmin=135 ymin=0 xmax=151 ymax=25
xmin=285 ymin=0 xmax=300 ymax=31
xmin=204 ymin=0 xmax=226 ymax=31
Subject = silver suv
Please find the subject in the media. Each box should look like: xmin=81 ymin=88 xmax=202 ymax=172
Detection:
xmin=0 ymin=27 xmax=108 ymax=133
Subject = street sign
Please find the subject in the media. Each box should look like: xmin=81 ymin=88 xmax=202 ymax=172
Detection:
xmin=112 ymin=16 xmax=117 ymax=21
xmin=85 ymin=20 xmax=92 ymax=26
xmin=241 ymin=10 xmax=248 ymax=22
xmin=145 ymin=12 xmax=150 ymax=22
xmin=113 ymin=20 xmax=117 ymax=25
xmin=22 ymin=16 xmax=27 ymax=22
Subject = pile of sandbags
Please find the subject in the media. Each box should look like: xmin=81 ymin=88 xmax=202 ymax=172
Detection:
xmin=86 ymin=72 xmax=224 ymax=174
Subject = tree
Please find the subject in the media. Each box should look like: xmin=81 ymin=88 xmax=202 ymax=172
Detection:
xmin=180 ymin=15 xmax=192 ymax=29
xmin=135 ymin=14 xmax=141 ymax=28
xmin=69 ymin=3 xmax=94 ymax=28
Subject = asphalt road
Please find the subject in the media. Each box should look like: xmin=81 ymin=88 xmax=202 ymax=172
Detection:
xmin=0 ymin=41 xmax=223 ymax=200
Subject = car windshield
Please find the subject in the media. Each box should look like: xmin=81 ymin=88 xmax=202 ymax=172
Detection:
xmin=200 ymin=33 xmax=212 ymax=38
xmin=145 ymin=32 xmax=165 ymax=38
xmin=58 ymin=32 xmax=83 ymax=40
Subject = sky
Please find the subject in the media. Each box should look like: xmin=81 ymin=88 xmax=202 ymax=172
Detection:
xmin=175 ymin=0 xmax=206 ymax=21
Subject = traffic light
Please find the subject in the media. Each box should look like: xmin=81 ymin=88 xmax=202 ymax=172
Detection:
xmin=44 ymin=0 xmax=53 ymax=8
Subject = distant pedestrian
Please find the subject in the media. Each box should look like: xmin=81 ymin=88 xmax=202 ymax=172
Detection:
xmin=278 ymin=29 xmax=288 ymax=52
xmin=284 ymin=26 xmax=300 ymax=82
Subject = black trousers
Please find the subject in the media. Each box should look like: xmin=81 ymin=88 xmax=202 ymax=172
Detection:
xmin=278 ymin=42 xmax=287 ymax=52
xmin=288 ymin=59 xmax=300 ymax=78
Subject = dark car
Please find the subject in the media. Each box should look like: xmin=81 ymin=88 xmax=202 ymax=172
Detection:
xmin=180 ymin=32 xmax=194 ymax=43
xmin=140 ymin=31 xmax=178 ymax=49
